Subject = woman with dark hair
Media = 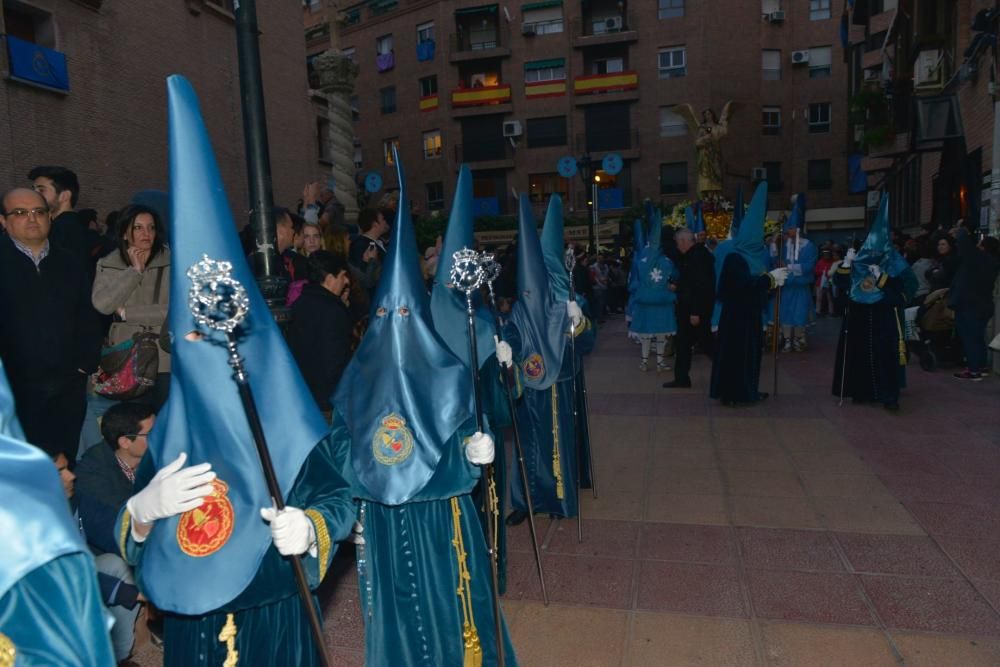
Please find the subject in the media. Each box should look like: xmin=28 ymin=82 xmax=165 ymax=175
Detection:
xmin=926 ymin=234 xmax=959 ymax=291
xmin=91 ymin=204 xmax=171 ymax=407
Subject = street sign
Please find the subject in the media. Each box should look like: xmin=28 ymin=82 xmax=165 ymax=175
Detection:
xmin=601 ymin=153 xmax=623 ymax=176
xmin=557 ymin=156 xmax=578 ymax=178
xmin=364 ymin=172 xmax=383 ymax=193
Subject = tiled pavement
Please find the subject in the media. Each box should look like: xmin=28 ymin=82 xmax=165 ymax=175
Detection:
xmin=134 ymin=315 xmax=1000 ymax=666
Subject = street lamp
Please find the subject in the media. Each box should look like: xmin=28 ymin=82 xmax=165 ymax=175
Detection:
xmin=576 ymin=153 xmax=596 ymax=252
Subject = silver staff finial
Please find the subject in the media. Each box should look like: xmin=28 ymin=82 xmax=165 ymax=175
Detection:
xmin=186 ymin=254 xmax=250 ymax=334
xmin=450 ymin=247 xmax=483 ymax=296
xmin=564 ymin=246 xmax=576 ymax=273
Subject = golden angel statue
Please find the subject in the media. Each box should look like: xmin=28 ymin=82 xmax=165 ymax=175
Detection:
xmin=675 ymin=102 xmax=735 ymax=199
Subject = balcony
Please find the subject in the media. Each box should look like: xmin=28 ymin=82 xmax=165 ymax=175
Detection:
xmin=454 ymin=141 xmax=514 ymax=169
xmin=573 ymin=70 xmax=639 ymax=103
xmin=449 ymin=21 xmax=511 ymax=62
xmin=575 ymin=128 xmax=641 ymax=160
xmin=451 ymin=84 xmax=512 ymax=109
xmin=571 ymin=13 xmax=637 ymax=48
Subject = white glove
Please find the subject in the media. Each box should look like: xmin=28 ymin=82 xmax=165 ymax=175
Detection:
xmin=769 ymin=267 xmax=790 ymax=287
xmin=465 ymin=431 xmax=495 ymax=465
xmin=126 ymin=453 xmax=215 ymax=540
xmin=567 ymin=300 xmax=583 ymax=330
xmin=494 ymin=335 xmax=513 ymax=369
xmin=843 ymin=248 xmax=857 ymax=267
xmin=869 ymin=264 xmax=882 ymax=279
xmin=348 ymin=520 xmax=365 ymax=546
xmin=260 ymin=506 xmax=316 ymax=557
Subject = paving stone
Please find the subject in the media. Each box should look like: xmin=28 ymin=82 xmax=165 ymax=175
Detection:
xmin=759 ymin=621 xmax=897 ymax=666
xmin=628 ymin=612 xmax=755 ymax=667
xmin=747 ymin=570 xmax=876 ymax=625
xmin=738 ymin=527 xmax=844 ymax=572
xmin=725 ymin=470 xmax=806 ymax=498
xmin=504 ymin=602 xmax=629 ymax=667
xmin=636 ymin=561 xmax=747 ymax=617
xmin=813 ymin=497 xmax=924 ymax=535
xmin=892 ymin=632 xmax=1000 ymax=667
xmin=834 ymin=533 xmax=957 ymax=577
xmin=638 ymin=522 xmax=736 ymax=563
xmin=862 ymin=575 xmax=1000 ymax=636
xmin=644 ymin=490 xmax=729 ymax=525
xmin=730 ymin=496 xmax=822 ymax=530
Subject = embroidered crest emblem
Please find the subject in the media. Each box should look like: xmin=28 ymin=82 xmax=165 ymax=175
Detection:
xmin=860 ymin=276 xmax=877 ymax=292
xmin=649 ymin=267 xmax=663 ymax=283
xmin=0 ymin=632 xmax=15 ymax=667
xmin=373 ymin=413 xmax=414 ymax=466
xmin=177 ymin=479 xmax=235 ymax=557
xmin=523 ymin=353 xmax=545 ymax=380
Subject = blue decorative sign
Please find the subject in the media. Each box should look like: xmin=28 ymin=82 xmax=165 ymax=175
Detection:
xmin=472 ymin=197 xmax=500 ymax=216
xmin=597 ymin=188 xmax=624 ymax=209
xmin=601 ymin=153 xmax=623 ymax=176
xmin=5 ymin=35 xmax=69 ymax=91
xmin=557 ymin=156 xmax=578 ymax=179
xmin=364 ymin=172 xmax=383 ymax=193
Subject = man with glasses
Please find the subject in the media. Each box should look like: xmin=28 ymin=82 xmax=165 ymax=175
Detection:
xmin=0 ymin=188 xmax=103 ymax=465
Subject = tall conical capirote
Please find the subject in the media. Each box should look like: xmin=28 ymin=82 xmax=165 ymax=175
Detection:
xmin=645 ymin=200 xmax=662 ymax=254
xmin=540 ymin=194 xmax=570 ymax=301
xmin=784 ymin=193 xmax=807 ymax=233
xmin=508 ymin=194 xmax=569 ymax=391
xmin=731 ymin=185 xmax=745 ymax=236
xmin=850 ymin=193 xmax=906 ymax=304
xmin=730 ymin=181 xmax=769 ymax=277
xmin=134 ymin=75 xmax=329 ymax=615
xmin=430 ymin=164 xmax=495 ymax=368
xmin=333 ymin=147 xmax=474 ymax=505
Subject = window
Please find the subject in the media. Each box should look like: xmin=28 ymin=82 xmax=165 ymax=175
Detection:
xmin=376 ymin=34 xmax=393 ymax=55
xmin=763 ymin=161 xmax=783 ymax=191
xmin=379 ymin=86 xmax=397 ymax=114
xmin=3 ymin=2 xmax=56 ymax=48
xmin=809 ymin=46 xmax=832 ymax=78
xmin=526 ymin=116 xmax=567 ymax=148
xmin=525 ymin=59 xmax=566 ymax=83
xmin=658 ymin=0 xmax=684 ymax=19
xmin=658 ymin=47 xmax=686 ymax=79
xmin=762 ymin=50 xmax=781 ymax=80
xmin=317 ymin=117 xmax=332 ymax=162
xmin=383 ymin=138 xmax=400 ymax=166
xmin=416 ymin=21 xmax=434 ymax=43
xmin=342 ymin=47 xmax=356 ymax=63
xmin=809 ymin=0 xmax=830 ymax=20
xmin=426 ymin=182 xmax=445 ymax=210
xmin=593 ymin=57 xmax=624 ymax=75
xmin=422 ymin=130 xmax=442 ymax=159
xmin=808 ymin=102 xmax=831 ymax=133
xmin=807 ymin=160 xmax=832 ymax=189
xmin=762 ymin=106 xmax=781 ymax=135
xmin=522 ymin=5 xmax=564 ymax=34
xmin=660 ymin=162 xmax=688 ymax=195
xmin=761 ymin=0 xmax=780 ymax=13
xmin=528 ymin=173 xmax=568 ymax=203
xmin=419 ymin=75 xmax=438 ymax=97
xmin=659 ymin=107 xmax=688 ymax=137
xmin=585 ymin=104 xmax=631 ymax=151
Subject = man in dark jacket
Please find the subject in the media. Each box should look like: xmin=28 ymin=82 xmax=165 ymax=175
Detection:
xmin=949 ymin=225 xmax=1000 ymax=380
xmin=664 ymin=228 xmax=716 ymax=388
xmin=0 ymin=188 xmax=103 ymax=463
xmin=287 ymin=251 xmax=355 ymax=414
xmin=28 ymin=165 xmax=92 ymax=273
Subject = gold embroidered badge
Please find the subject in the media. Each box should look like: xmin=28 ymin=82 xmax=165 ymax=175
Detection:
xmin=0 ymin=632 xmax=14 ymax=667
xmin=177 ymin=479 xmax=235 ymax=557
xmin=523 ymin=353 xmax=544 ymax=380
xmin=372 ymin=413 xmax=414 ymax=466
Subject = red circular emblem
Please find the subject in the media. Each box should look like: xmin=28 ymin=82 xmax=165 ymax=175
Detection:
xmin=176 ymin=479 xmax=234 ymax=557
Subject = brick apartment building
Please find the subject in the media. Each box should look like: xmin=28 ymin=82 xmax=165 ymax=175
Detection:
xmin=1 ymin=0 xmax=317 ymax=220
xmin=305 ymin=0 xmax=865 ymax=237
xmin=851 ymin=0 xmax=996 ymax=234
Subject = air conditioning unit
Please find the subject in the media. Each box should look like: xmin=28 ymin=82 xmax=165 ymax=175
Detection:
xmin=791 ymin=50 xmax=810 ymax=65
xmin=521 ymin=23 xmax=536 ymax=36
xmin=768 ymin=10 xmax=785 ymax=22
xmin=866 ymin=190 xmax=881 ymax=209
xmin=914 ymin=49 xmax=943 ymax=88
xmin=863 ymin=69 xmax=879 ymax=82
xmin=751 ymin=167 xmax=768 ymax=181
xmin=603 ymin=16 xmax=623 ymax=31
xmin=502 ymin=120 xmax=523 ymax=137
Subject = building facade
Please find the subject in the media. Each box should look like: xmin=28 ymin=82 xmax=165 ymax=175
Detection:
xmin=1 ymin=0 xmax=318 ymax=219
xmin=306 ymin=0 xmax=864 ymax=237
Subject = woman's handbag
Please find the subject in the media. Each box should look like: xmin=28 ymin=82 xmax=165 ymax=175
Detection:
xmin=94 ymin=331 xmax=160 ymax=400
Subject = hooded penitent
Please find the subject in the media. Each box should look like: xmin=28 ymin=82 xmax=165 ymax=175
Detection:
xmin=730 ymin=185 xmax=745 ymax=237
xmin=139 ymin=75 xmax=329 ymax=615
xmin=717 ymin=181 xmax=769 ymax=288
xmin=333 ymin=150 xmax=474 ymax=506
xmin=429 ymin=164 xmax=495 ymax=369
xmin=507 ymin=194 xmax=569 ymax=391
xmin=850 ymin=194 xmax=909 ymax=304
xmin=540 ymin=195 xmax=570 ymax=302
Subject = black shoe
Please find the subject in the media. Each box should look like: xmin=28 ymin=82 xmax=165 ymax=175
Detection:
xmin=662 ymin=379 xmax=692 ymax=388
xmin=506 ymin=510 xmax=528 ymax=526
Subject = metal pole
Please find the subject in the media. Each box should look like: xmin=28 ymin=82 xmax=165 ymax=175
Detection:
xmin=772 ymin=240 xmax=783 ymax=397
xmin=579 ymin=154 xmax=596 ymax=253
xmin=233 ymin=0 xmax=286 ymax=310
xmin=838 ymin=303 xmax=850 ymax=406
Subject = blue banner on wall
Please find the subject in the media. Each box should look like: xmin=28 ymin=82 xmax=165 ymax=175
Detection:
xmin=5 ymin=35 xmax=69 ymax=91
xmin=473 ymin=197 xmax=499 ymax=215
xmin=597 ymin=188 xmax=624 ymax=209
xmin=416 ymin=39 xmax=435 ymax=62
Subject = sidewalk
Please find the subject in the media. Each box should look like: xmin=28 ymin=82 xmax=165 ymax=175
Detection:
xmin=135 ymin=315 xmax=1000 ymax=666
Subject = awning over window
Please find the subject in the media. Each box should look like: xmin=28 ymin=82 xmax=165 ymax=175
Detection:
xmin=525 ymin=58 xmax=565 ymax=70
xmin=455 ymin=4 xmax=497 ymax=16
xmin=522 ymin=0 xmax=561 ymax=10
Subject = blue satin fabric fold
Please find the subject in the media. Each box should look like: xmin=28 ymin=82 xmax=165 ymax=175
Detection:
xmin=850 ymin=195 xmax=910 ymax=305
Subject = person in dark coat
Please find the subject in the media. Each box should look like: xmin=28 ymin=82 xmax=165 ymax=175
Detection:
xmin=710 ymin=183 xmax=789 ymax=406
xmin=28 ymin=165 xmax=92 ymax=271
xmin=664 ymin=228 xmax=715 ymax=388
xmin=949 ymin=226 xmax=1000 ymax=380
xmin=287 ymin=251 xmax=355 ymax=414
xmin=0 ymin=188 xmax=103 ymax=463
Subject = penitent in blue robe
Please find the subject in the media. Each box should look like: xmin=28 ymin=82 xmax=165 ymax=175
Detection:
xmin=330 ymin=413 xmax=518 ymax=667
xmin=630 ymin=254 xmax=679 ymax=335
xmin=768 ymin=238 xmax=818 ymax=327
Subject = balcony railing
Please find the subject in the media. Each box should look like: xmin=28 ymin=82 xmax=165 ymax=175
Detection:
xmin=570 ymin=12 xmax=637 ymax=45
xmin=573 ymin=70 xmax=639 ymax=96
xmin=575 ymin=128 xmax=640 ymax=154
xmin=451 ymin=84 xmax=512 ymax=108
xmin=449 ymin=22 xmax=511 ymax=59
xmin=454 ymin=140 xmax=513 ymax=164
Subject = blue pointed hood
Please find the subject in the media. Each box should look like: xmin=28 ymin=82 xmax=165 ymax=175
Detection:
xmin=540 ymin=194 xmax=570 ymax=301
xmin=509 ymin=194 xmax=568 ymax=390
xmin=141 ymin=76 xmax=329 ymax=615
xmin=0 ymin=360 xmax=87 ymax=600
xmin=334 ymin=150 xmax=474 ymax=505
xmin=731 ymin=186 xmax=745 ymax=236
xmin=430 ymin=165 xmax=495 ymax=369
xmin=784 ymin=193 xmax=807 ymax=233
xmin=850 ymin=193 xmax=907 ymax=303
xmin=686 ymin=204 xmax=705 ymax=234
xmin=645 ymin=200 xmax=662 ymax=253
xmin=730 ymin=182 xmax=769 ymax=278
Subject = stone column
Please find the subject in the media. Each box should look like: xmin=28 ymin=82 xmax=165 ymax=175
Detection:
xmin=315 ymin=49 xmax=360 ymax=222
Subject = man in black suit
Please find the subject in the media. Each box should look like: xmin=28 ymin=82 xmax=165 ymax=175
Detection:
xmin=664 ymin=229 xmax=715 ymax=389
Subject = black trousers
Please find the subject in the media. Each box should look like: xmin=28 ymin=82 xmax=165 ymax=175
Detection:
xmin=15 ymin=375 xmax=88 ymax=465
xmin=674 ymin=311 xmax=714 ymax=383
